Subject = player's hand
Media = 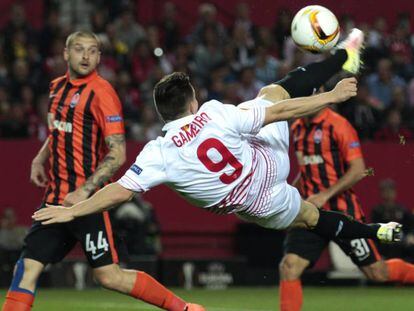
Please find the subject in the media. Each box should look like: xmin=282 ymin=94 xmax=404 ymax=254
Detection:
xmin=306 ymin=192 xmax=330 ymax=208
xmin=30 ymin=161 xmax=48 ymax=187
xmin=32 ymin=205 xmax=75 ymax=225
xmin=330 ymin=77 xmax=358 ymax=103
xmin=63 ymin=187 xmax=90 ymax=207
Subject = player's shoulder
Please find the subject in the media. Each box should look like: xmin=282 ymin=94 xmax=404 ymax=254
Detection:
xmin=325 ymin=109 xmax=352 ymax=127
xmin=199 ymin=99 xmax=238 ymax=115
xmin=90 ymin=75 xmax=118 ymax=96
xmin=291 ymin=118 xmax=304 ymax=130
xmin=141 ymin=136 xmax=163 ymax=152
xmin=49 ymin=75 xmax=66 ymax=90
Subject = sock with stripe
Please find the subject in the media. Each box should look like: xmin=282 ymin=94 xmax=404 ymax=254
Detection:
xmin=130 ymin=271 xmax=187 ymax=311
xmin=386 ymin=258 xmax=414 ymax=283
xmin=275 ymin=49 xmax=348 ymax=98
xmin=280 ymin=279 xmax=303 ymax=311
xmin=2 ymin=259 xmax=35 ymax=311
xmin=312 ymin=210 xmax=379 ymax=240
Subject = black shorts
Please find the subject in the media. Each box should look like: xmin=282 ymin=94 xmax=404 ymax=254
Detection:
xmin=284 ymin=228 xmax=381 ymax=267
xmin=22 ymin=205 xmax=119 ymax=268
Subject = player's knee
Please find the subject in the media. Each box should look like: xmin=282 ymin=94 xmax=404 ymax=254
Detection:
xmin=293 ymin=201 xmax=319 ymax=229
xmin=95 ymin=272 xmax=118 ymax=290
xmin=279 ymin=254 xmax=306 ymax=280
xmin=304 ymin=205 xmax=319 ymax=228
xmin=364 ymin=263 xmax=388 ymax=282
xmin=94 ymin=267 xmax=123 ymax=290
xmin=257 ymin=84 xmax=290 ymax=102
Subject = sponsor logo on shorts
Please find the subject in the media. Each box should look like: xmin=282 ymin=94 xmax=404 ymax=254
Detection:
xmin=91 ymin=252 xmax=106 ymax=260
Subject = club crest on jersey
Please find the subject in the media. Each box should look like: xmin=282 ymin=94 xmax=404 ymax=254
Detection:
xmin=69 ymin=93 xmax=80 ymax=108
xmin=313 ymin=129 xmax=323 ymax=144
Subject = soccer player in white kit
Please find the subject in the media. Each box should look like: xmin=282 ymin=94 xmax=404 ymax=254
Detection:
xmin=34 ymin=30 xmax=401 ymax=260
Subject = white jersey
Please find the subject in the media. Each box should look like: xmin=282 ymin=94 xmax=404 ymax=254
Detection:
xmin=118 ymin=99 xmax=292 ymax=218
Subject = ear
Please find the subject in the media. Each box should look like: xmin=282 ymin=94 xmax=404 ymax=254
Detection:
xmin=63 ymin=48 xmax=69 ymax=61
xmin=190 ymin=99 xmax=199 ymax=114
xmin=97 ymin=51 xmax=101 ymax=65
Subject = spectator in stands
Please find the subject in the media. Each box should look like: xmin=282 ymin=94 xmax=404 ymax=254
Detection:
xmin=159 ymin=2 xmax=180 ymax=52
xmin=366 ymin=58 xmax=406 ymax=108
xmin=0 ymin=207 xmax=27 ymax=252
xmin=339 ymin=81 xmax=382 ymax=139
xmin=371 ymin=179 xmax=414 ymax=260
xmin=194 ymin=25 xmax=224 ymax=84
xmin=191 ymin=3 xmax=227 ymax=46
xmin=254 ymin=45 xmax=281 ymax=84
xmin=113 ymin=9 xmax=146 ymax=52
xmin=231 ymin=23 xmax=255 ymax=68
xmin=374 ymin=108 xmax=413 ymax=141
xmin=131 ymin=40 xmax=157 ymax=85
xmin=272 ymin=8 xmax=292 ymax=59
xmin=3 ymin=4 xmax=33 ymax=63
xmin=112 ymin=195 xmax=162 ymax=256
xmin=237 ymin=66 xmax=264 ymax=102
xmin=129 ymin=105 xmax=162 ymax=142
xmin=233 ymin=3 xmax=257 ymax=45
xmin=0 ymin=208 xmax=27 ymax=287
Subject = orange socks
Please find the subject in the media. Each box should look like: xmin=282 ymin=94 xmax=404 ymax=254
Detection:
xmin=2 ymin=291 xmax=34 ymax=311
xmin=130 ymin=271 xmax=187 ymax=311
xmin=386 ymin=258 xmax=414 ymax=283
xmin=280 ymin=279 xmax=303 ymax=311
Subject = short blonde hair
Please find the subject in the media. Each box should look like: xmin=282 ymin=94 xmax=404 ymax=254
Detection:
xmin=65 ymin=31 xmax=101 ymax=49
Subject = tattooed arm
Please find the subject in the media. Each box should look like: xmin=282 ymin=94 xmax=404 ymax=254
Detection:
xmin=63 ymin=134 xmax=126 ymax=206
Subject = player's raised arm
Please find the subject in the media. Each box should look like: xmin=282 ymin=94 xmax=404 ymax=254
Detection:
xmin=33 ymin=182 xmax=133 ymax=224
xmin=262 ymin=77 xmax=357 ymax=126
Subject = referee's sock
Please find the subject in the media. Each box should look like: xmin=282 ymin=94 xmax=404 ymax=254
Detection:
xmin=130 ymin=271 xmax=187 ymax=311
xmin=312 ymin=210 xmax=379 ymax=240
xmin=275 ymin=49 xmax=348 ymax=98
xmin=386 ymin=259 xmax=414 ymax=284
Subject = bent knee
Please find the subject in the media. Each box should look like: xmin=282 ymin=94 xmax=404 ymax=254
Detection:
xmin=94 ymin=272 xmax=118 ymax=289
xmin=291 ymin=201 xmax=319 ymax=229
xmin=258 ymin=84 xmax=290 ymax=102
xmin=279 ymin=254 xmax=308 ymax=280
xmin=363 ymin=262 xmax=388 ymax=282
xmin=365 ymin=268 xmax=388 ymax=283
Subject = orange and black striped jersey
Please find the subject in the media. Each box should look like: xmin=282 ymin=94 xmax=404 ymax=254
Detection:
xmin=291 ymin=108 xmax=364 ymax=220
xmin=44 ymin=70 xmax=125 ymax=204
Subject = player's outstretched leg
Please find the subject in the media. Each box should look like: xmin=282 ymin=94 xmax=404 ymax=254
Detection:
xmin=290 ymin=200 xmax=403 ymax=243
xmin=275 ymin=28 xmax=364 ymax=98
xmin=93 ymin=265 xmax=205 ymax=311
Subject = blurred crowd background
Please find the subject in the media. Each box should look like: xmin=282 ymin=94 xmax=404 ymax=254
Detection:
xmin=0 ymin=1 xmax=414 ymax=141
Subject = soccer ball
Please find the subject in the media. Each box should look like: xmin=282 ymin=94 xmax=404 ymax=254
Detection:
xmin=291 ymin=5 xmax=340 ymax=53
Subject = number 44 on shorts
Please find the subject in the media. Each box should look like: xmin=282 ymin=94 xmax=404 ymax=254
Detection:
xmin=85 ymin=231 xmax=109 ymax=255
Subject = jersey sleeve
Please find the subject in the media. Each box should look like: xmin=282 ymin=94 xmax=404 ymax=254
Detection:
xmin=207 ymin=101 xmax=265 ymax=135
xmin=91 ymin=83 xmax=125 ymax=137
xmin=117 ymin=140 xmax=167 ymax=192
xmin=335 ymin=119 xmax=363 ymax=162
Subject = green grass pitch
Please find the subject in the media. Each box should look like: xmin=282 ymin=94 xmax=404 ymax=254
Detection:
xmin=1 ymin=287 xmax=414 ymax=310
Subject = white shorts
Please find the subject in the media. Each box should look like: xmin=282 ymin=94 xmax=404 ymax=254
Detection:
xmin=237 ymin=97 xmax=301 ymax=229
